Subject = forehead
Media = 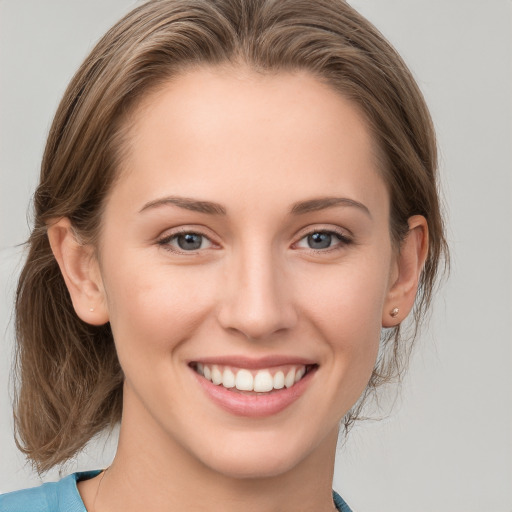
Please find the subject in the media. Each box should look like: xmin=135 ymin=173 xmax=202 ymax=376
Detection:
xmin=109 ymin=66 xmax=388 ymax=219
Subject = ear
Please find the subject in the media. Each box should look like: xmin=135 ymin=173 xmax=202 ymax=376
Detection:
xmin=47 ymin=218 xmax=109 ymax=325
xmin=382 ymin=215 xmax=429 ymax=327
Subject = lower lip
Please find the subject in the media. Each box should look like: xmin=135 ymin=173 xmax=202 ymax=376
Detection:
xmin=192 ymin=368 xmax=316 ymax=418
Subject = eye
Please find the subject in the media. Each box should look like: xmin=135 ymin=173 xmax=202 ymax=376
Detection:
xmin=158 ymin=231 xmax=213 ymax=252
xmin=295 ymin=230 xmax=350 ymax=251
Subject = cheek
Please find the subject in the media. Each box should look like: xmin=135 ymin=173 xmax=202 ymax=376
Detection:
xmin=296 ymin=253 xmax=390 ymax=382
xmin=101 ymin=254 xmax=218 ymax=363
xmin=300 ymin=256 xmax=389 ymax=337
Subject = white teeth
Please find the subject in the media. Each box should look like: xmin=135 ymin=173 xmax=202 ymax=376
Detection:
xmin=211 ymin=365 xmax=223 ymax=385
xmin=273 ymin=371 xmax=285 ymax=390
xmin=295 ymin=367 xmax=305 ymax=383
xmin=284 ymin=368 xmax=296 ymax=388
xmin=196 ymin=364 xmax=309 ymax=392
xmin=235 ymin=369 xmax=254 ymax=391
xmin=253 ymin=370 xmax=274 ymax=392
xmin=222 ymin=368 xmax=235 ymax=388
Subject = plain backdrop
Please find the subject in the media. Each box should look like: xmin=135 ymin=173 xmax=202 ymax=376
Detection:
xmin=1 ymin=1 xmax=511 ymax=511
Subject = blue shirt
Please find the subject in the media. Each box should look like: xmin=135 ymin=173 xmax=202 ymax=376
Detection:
xmin=0 ymin=471 xmax=353 ymax=511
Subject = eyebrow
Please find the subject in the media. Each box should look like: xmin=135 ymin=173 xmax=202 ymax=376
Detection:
xmin=291 ymin=197 xmax=372 ymax=218
xmin=139 ymin=196 xmax=227 ymax=215
xmin=139 ymin=195 xmax=371 ymax=218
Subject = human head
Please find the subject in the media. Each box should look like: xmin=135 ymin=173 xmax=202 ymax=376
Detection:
xmin=15 ymin=0 xmax=447 ymax=472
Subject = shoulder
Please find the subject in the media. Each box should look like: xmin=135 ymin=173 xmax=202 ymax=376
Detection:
xmin=333 ymin=489 xmax=353 ymax=512
xmin=0 ymin=471 xmax=100 ymax=512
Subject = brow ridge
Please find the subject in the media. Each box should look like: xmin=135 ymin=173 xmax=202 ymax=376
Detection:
xmin=139 ymin=196 xmax=227 ymax=215
xmin=291 ymin=197 xmax=371 ymax=217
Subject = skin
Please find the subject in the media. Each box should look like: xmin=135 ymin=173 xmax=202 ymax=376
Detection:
xmin=49 ymin=67 xmax=428 ymax=512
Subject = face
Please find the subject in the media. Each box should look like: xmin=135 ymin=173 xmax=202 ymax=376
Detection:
xmin=95 ymin=67 xmax=397 ymax=479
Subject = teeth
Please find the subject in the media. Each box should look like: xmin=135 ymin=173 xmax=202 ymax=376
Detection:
xmin=295 ymin=367 xmax=305 ymax=383
xmin=235 ymin=369 xmax=253 ymax=391
xmin=211 ymin=365 xmax=223 ymax=385
xmin=273 ymin=371 xmax=285 ymax=390
xmin=195 ymin=364 xmax=309 ymax=392
xmin=285 ymin=368 xmax=296 ymax=388
xmin=253 ymin=370 xmax=273 ymax=392
xmin=222 ymin=368 xmax=235 ymax=388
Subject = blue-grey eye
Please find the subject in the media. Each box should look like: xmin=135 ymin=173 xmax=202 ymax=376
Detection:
xmin=176 ymin=233 xmax=204 ymax=250
xmin=307 ymin=232 xmax=333 ymax=249
xmin=295 ymin=230 xmax=349 ymax=250
xmin=158 ymin=231 xmax=214 ymax=253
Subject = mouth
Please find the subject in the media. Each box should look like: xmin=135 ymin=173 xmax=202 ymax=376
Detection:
xmin=190 ymin=362 xmax=317 ymax=394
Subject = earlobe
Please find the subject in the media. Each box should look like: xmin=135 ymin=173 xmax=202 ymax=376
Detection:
xmin=382 ymin=215 xmax=429 ymax=327
xmin=47 ymin=218 xmax=109 ymax=325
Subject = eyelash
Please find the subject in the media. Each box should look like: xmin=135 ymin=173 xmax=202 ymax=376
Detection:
xmin=294 ymin=228 xmax=352 ymax=252
xmin=156 ymin=227 xmax=352 ymax=254
xmin=157 ymin=229 xmax=216 ymax=254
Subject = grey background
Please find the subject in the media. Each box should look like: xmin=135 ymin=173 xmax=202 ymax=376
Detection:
xmin=1 ymin=1 xmax=511 ymax=511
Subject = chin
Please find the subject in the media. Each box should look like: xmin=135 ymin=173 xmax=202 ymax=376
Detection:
xmin=203 ymin=449 xmax=305 ymax=480
xmin=191 ymin=428 xmax=331 ymax=481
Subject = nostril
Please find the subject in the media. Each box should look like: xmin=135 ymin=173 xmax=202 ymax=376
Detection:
xmin=217 ymin=302 xmax=298 ymax=340
xmin=215 ymin=256 xmax=299 ymax=339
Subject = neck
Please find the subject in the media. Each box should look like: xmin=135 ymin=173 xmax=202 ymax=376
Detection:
xmin=89 ymin=392 xmax=339 ymax=512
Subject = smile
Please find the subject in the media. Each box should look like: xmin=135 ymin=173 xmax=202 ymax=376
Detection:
xmin=192 ymin=363 xmax=314 ymax=393
xmin=189 ymin=360 xmax=318 ymax=417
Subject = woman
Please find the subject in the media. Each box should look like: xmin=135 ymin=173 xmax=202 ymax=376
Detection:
xmin=1 ymin=0 xmax=447 ymax=510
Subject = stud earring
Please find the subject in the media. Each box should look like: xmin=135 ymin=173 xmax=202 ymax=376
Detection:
xmin=89 ymin=307 xmax=95 ymax=312
xmin=390 ymin=307 xmax=399 ymax=318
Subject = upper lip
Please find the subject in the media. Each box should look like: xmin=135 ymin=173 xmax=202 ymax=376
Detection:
xmin=188 ymin=355 xmax=317 ymax=370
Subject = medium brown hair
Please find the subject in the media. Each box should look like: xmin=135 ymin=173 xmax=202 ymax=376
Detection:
xmin=14 ymin=0 xmax=448 ymax=472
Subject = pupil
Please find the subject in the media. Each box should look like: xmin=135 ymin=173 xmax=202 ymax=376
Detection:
xmin=178 ymin=233 xmax=202 ymax=250
xmin=308 ymin=232 xmax=331 ymax=249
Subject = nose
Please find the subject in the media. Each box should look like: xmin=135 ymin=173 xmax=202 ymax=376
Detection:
xmin=217 ymin=243 xmax=298 ymax=341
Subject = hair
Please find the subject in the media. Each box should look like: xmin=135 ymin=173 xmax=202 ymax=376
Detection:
xmin=14 ymin=0 xmax=448 ymax=472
